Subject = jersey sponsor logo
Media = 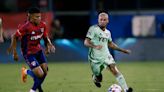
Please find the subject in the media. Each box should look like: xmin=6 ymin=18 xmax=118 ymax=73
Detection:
xmin=31 ymin=61 xmax=36 ymax=66
xmin=30 ymin=33 xmax=43 ymax=40
xmin=98 ymin=37 xmax=108 ymax=42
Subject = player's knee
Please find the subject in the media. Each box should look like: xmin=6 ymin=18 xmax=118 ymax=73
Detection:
xmin=109 ymin=68 xmax=116 ymax=75
xmin=40 ymin=63 xmax=48 ymax=75
xmin=44 ymin=70 xmax=48 ymax=76
xmin=41 ymin=67 xmax=48 ymax=77
xmin=42 ymin=67 xmax=48 ymax=76
xmin=32 ymin=69 xmax=43 ymax=78
xmin=108 ymin=66 xmax=119 ymax=76
xmin=37 ymin=72 xmax=45 ymax=78
xmin=112 ymin=70 xmax=119 ymax=76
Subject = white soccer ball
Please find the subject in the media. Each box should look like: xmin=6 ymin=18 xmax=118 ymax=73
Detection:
xmin=108 ymin=84 xmax=122 ymax=92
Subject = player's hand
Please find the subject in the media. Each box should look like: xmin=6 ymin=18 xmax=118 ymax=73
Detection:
xmin=94 ymin=45 xmax=103 ymax=50
xmin=7 ymin=47 xmax=19 ymax=61
xmin=122 ymin=49 xmax=131 ymax=54
xmin=45 ymin=44 xmax=55 ymax=54
xmin=13 ymin=50 xmax=19 ymax=61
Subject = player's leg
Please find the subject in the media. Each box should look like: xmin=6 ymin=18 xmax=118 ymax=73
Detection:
xmin=23 ymin=55 xmax=45 ymax=92
xmin=105 ymin=55 xmax=132 ymax=92
xmin=108 ymin=64 xmax=132 ymax=92
xmin=90 ymin=59 xmax=104 ymax=88
xmin=21 ymin=66 xmax=43 ymax=82
xmin=31 ymin=66 xmax=45 ymax=92
xmin=22 ymin=55 xmax=36 ymax=83
xmin=37 ymin=63 xmax=48 ymax=92
xmin=36 ymin=50 xmax=48 ymax=75
xmin=36 ymin=50 xmax=48 ymax=92
xmin=23 ymin=65 xmax=45 ymax=92
xmin=108 ymin=64 xmax=128 ymax=91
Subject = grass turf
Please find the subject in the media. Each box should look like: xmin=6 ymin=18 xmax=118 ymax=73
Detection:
xmin=0 ymin=61 xmax=164 ymax=92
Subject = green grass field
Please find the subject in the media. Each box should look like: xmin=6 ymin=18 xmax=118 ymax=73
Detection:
xmin=0 ymin=61 xmax=164 ymax=92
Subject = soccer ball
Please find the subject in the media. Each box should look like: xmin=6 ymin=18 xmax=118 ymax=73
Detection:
xmin=108 ymin=84 xmax=122 ymax=92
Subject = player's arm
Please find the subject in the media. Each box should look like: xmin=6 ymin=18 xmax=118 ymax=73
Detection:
xmin=108 ymin=41 xmax=131 ymax=54
xmin=7 ymin=33 xmax=19 ymax=61
xmin=43 ymin=36 xmax=55 ymax=54
xmin=84 ymin=26 xmax=102 ymax=50
xmin=43 ymin=23 xmax=55 ymax=54
xmin=7 ymin=26 xmax=25 ymax=61
xmin=84 ymin=37 xmax=102 ymax=50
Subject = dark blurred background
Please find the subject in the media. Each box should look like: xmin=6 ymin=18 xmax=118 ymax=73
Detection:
xmin=1 ymin=0 xmax=164 ymax=62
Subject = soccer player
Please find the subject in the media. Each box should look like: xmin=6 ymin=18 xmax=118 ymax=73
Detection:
xmin=84 ymin=12 xmax=133 ymax=92
xmin=7 ymin=7 xmax=55 ymax=92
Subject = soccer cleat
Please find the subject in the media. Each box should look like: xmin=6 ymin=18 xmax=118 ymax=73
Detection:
xmin=92 ymin=75 xmax=101 ymax=88
xmin=29 ymin=89 xmax=36 ymax=92
xmin=94 ymin=81 xmax=101 ymax=88
xmin=21 ymin=66 xmax=27 ymax=83
xmin=127 ymin=87 xmax=133 ymax=92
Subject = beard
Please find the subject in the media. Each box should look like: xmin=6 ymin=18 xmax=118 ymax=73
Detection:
xmin=98 ymin=24 xmax=106 ymax=29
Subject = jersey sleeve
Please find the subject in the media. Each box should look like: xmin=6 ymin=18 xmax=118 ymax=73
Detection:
xmin=108 ymin=31 xmax=112 ymax=42
xmin=15 ymin=25 xmax=26 ymax=37
xmin=43 ymin=22 xmax=48 ymax=38
xmin=86 ymin=26 xmax=95 ymax=39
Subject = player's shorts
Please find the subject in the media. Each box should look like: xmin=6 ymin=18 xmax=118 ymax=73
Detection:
xmin=89 ymin=55 xmax=115 ymax=76
xmin=23 ymin=50 xmax=47 ymax=69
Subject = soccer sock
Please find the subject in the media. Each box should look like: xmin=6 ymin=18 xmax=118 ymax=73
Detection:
xmin=38 ymin=86 xmax=43 ymax=92
xmin=92 ymin=74 xmax=102 ymax=83
xmin=26 ymin=69 xmax=46 ymax=91
xmin=32 ymin=77 xmax=42 ymax=91
xmin=30 ymin=72 xmax=44 ymax=91
xmin=92 ymin=75 xmax=99 ymax=83
xmin=116 ymin=73 xmax=128 ymax=92
xmin=26 ymin=70 xmax=35 ymax=78
xmin=38 ymin=75 xmax=46 ymax=92
xmin=25 ymin=69 xmax=40 ymax=91
xmin=40 ymin=74 xmax=46 ymax=84
xmin=97 ymin=74 xmax=102 ymax=82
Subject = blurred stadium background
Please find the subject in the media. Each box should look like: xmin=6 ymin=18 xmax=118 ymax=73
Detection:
xmin=0 ymin=0 xmax=164 ymax=92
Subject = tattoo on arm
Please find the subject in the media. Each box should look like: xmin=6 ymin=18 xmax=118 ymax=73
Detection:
xmin=108 ymin=42 xmax=124 ymax=52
